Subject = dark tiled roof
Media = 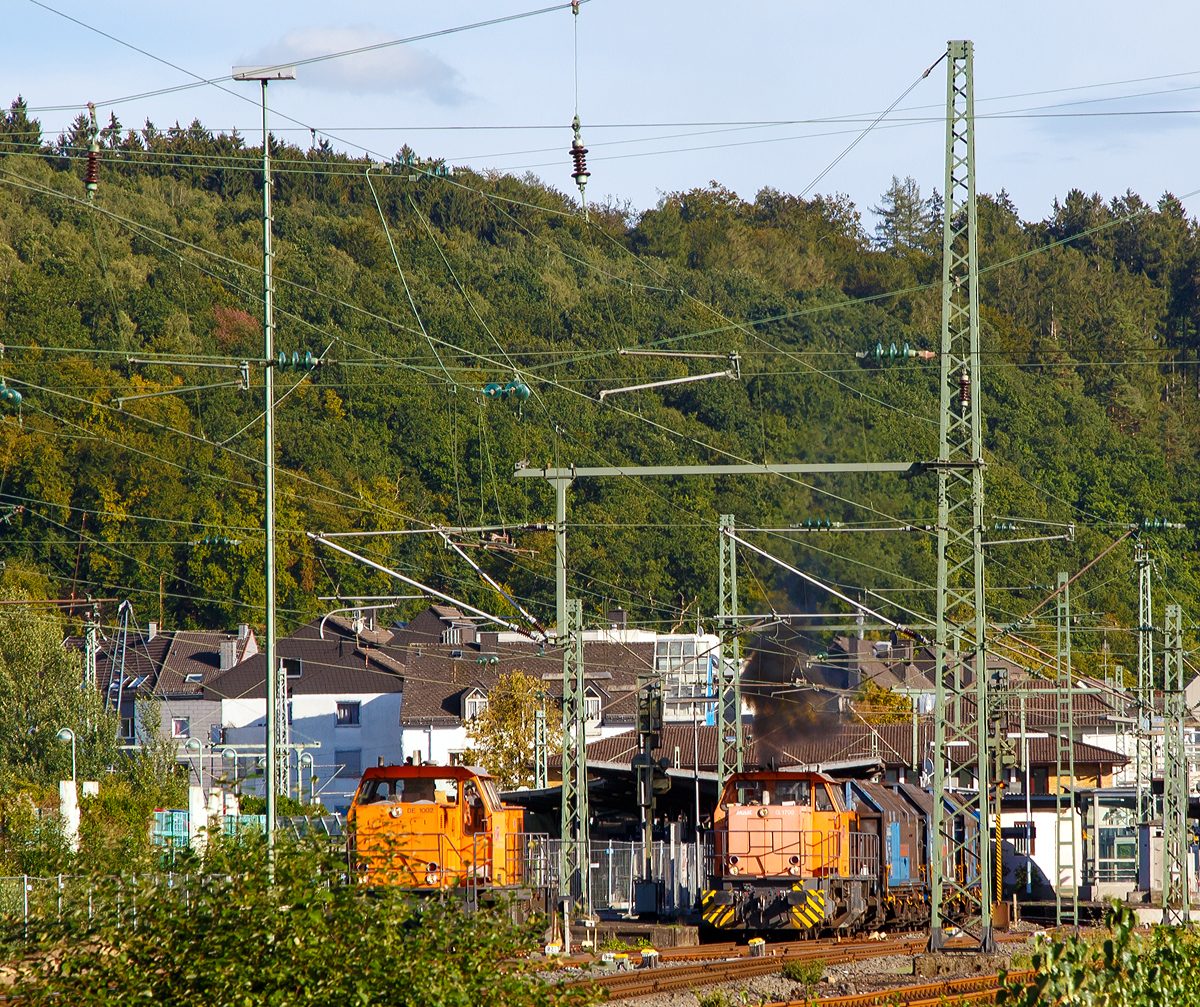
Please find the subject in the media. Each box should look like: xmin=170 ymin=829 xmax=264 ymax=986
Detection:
xmin=397 ymin=641 xmax=654 ymax=724
xmin=550 ymin=721 xmax=1130 ymax=772
xmin=68 ymin=625 xmax=258 ymax=700
xmin=153 ymin=630 xmax=256 ymax=697
xmin=203 ymin=618 xmax=403 ymax=701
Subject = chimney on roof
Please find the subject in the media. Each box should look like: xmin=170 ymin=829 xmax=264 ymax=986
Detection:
xmin=147 ymin=622 xmax=158 ymax=642
xmin=219 ymin=640 xmax=238 ymax=672
xmin=479 ymin=631 xmax=499 ymax=655
xmin=607 ymin=607 xmax=627 ymax=629
xmin=238 ymin=623 xmax=250 ymax=641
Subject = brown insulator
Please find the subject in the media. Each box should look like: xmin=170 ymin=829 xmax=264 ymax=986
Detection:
xmin=959 ymin=366 xmax=971 ymax=410
xmin=570 ymin=139 xmax=589 ymax=182
xmin=85 ymin=143 xmax=100 ymax=194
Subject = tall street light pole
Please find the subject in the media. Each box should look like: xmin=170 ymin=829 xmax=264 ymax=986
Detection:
xmin=233 ymin=63 xmax=295 ymax=853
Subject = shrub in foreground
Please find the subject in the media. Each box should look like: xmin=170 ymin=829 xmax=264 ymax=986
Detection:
xmin=998 ymin=901 xmax=1200 ymax=1007
xmin=0 ymin=837 xmax=597 ymax=1007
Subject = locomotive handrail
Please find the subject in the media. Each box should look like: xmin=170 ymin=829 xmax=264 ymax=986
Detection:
xmin=356 ymin=826 xmax=552 ymax=892
xmin=848 ymin=831 xmax=879 ymax=877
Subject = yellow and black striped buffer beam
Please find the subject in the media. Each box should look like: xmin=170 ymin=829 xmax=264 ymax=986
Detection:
xmin=789 ymin=886 xmax=826 ymax=929
xmin=700 ymin=890 xmax=737 ymax=928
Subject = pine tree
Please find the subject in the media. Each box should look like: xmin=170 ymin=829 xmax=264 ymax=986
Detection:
xmin=872 ymin=175 xmax=935 ymax=252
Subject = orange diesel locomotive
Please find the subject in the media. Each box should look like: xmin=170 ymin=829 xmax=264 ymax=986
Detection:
xmin=700 ymin=770 xmax=884 ymax=934
xmin=348 ymin=764 xmax=545 ymax=903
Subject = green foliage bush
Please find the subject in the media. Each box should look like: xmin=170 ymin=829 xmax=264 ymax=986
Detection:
xmin=237 ymin=794 xmax=326 ymax=816
xmin=998 ymin=901 xmax=1200 ymax=1007
xmin=0 ymin=835 xmax=598 ymax=1007
xmin=0 ymin=590 xmax=186 ymax=875
xmin=780 ymin=957 xmax=824 ymax=984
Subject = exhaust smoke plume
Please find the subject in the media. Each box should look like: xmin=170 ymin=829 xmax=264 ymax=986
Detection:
xmin=744 ymin=627 xmax=842 ymax=768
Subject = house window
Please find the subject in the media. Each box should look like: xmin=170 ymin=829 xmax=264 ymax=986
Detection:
xmin=584 ymin=691 xmax=602 ymax=721
xmin=336 ymin=702 xmax=360 ymax=727
xmin=171 ymin=718 xmax=190 ymax=739
xmin=184 ymin=672 xmax=203 ymax=684
xmin=120 ymin=718 xmax=135 ymax=740
xmin=441 ymin=627 xmax=462 ymax=646
xmin=1032 ymin=767 xmax=1049 ymax=795
xmin=282 ymin=657 xmax=302 ymax=679
xmin=334 ymin=749 xmax=362 ymax=780
xmin=464 ymin=691 xmax=488 ymax=721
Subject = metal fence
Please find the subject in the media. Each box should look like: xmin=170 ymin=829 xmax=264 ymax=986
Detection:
xmin=549 ymin=839 xmax=704 ymax=914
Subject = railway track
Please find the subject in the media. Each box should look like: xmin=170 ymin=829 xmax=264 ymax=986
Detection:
xmin=772 ymin=970 xmax=1032 ymax=1007
xmin=565 ymin=932 xmax=1036 ymax=1001
xmin=566 ymin=936 xmax=931 ymax=999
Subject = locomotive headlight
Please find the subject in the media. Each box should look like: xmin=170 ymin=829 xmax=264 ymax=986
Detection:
xmin=789 ymin=855 xmax=800 ymax=866
xmin=425 ymin=872 xmax=439 ymax=885
xmin=729 ymin=856 xmax=739 ymax=865
xmin=389 ymin=806 xmax=404 ymax=818
xmin=729 ymin=866 xmax=740 ymax=875
xmin=788 ymin=867 xmax=801 ymax=876
xmin=426 ymin=862 xmax=439 ymax=872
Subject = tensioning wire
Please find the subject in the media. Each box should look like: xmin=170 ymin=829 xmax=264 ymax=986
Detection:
xmin=364 ymin=168 xmax=453 ymax=385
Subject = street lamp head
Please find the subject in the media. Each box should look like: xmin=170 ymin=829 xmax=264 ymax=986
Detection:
xmin=185 ymin=738 xmax=203 ymax=754
xmin=232 ymin=65 xmax=297 ymax=82
xmin=56 ymin=727 xmax=75 ymax=744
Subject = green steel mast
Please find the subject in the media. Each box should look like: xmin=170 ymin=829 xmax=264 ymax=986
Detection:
xmin=930 ymin=38 xmax=994 ymax=952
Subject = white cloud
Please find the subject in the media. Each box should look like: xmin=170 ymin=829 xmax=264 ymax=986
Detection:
xmin=246 ymin=25 xmax=469 ymax=104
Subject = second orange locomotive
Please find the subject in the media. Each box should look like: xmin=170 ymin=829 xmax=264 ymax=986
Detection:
xmin=700 ymin=769 xmax=943 ymax=934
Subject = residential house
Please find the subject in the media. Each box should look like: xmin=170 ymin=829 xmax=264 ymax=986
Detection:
xmin=392 ymin=604 xmax=723 ymax=768
xmin=82 ymin=620 xmax=258 ymax=784
xmin=206 ymin=613 xmax=405 ymax=814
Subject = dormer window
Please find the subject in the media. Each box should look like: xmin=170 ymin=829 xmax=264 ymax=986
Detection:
xmin=441 ymin=627 xmax=462 ymax=646
xmin=584 ymin=688 xmax=602 ymax=722
xmin=463 ymin=688 xmax=488 ymax=722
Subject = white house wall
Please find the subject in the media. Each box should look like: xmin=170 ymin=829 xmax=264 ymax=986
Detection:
xmin=403 ymin=725 xmax=469 ymax=766
xmin=1000 ymin=809 xmax=1083 ymax=895
xmin=224 ymin=693 xmax=404 ymax=813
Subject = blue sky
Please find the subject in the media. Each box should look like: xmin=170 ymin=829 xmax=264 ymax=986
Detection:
xmin=7 ymin=0 xmax=1200 ymax=226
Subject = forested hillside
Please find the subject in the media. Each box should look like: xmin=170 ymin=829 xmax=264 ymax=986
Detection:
xmin=0 ymin=96 xmax=1195 ymax=675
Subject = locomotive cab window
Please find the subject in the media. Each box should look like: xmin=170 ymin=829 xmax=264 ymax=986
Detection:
xmin=735 ymin=781 xmax=764 ymax=805
xmin=478 ymin=777 xmax=502 ymax=810
xmin=463 ymin=780 xmax=487 ymax=832
xmin=775 ymin=780 xmax=812 ymax=806
xmin=814 ymin=785 xmax=835 ymax=812
xmin=357 ymin=777 xmax=459 ymax=805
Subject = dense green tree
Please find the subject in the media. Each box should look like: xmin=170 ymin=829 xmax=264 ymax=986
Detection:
xmin=0 ymin=104 xmax=1192 ymax=684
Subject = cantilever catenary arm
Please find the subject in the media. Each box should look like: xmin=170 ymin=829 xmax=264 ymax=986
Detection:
xmin=438 ymin=531 xmax=547 ymax=638
xmin=724 ymin=529 xmax=929 ymax=645
xmin=308 ymin=532 xmax=544 ymax=642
